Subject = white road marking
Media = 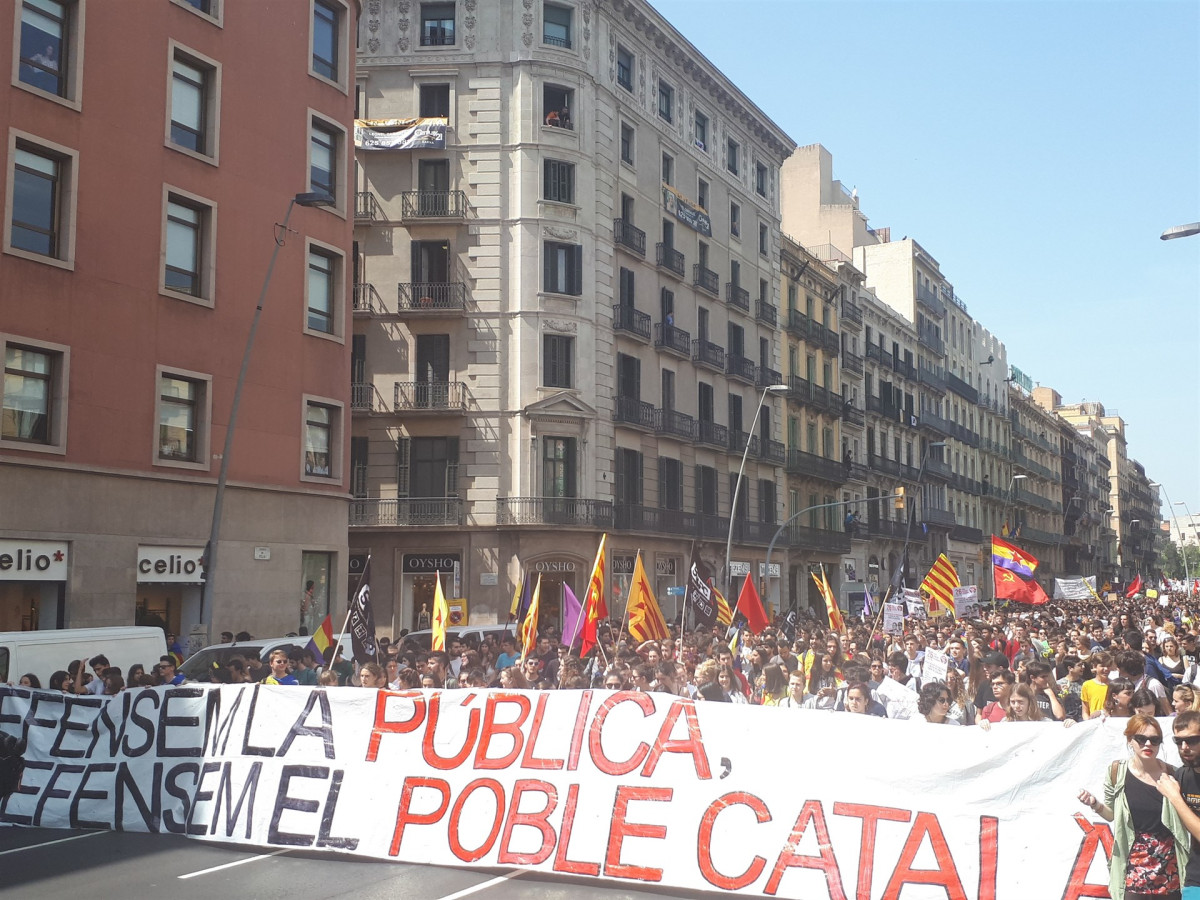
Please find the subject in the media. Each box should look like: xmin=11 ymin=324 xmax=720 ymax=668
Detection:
xmin=0 ymin=830 xmax=106 ymax=856
xmin=177 ymin=848 xmax=291 ymax=879
xmin=433 ymin=871 xmax=523 ymax=900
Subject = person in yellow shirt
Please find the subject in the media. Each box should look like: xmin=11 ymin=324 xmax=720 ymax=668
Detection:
xmin=1081 ymin=650 xmax=1112 ymax=719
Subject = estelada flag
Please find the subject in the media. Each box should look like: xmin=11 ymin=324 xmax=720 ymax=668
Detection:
xmin=519 ymin=573 xmax=543 ymax=658
xmin=580 ymin=533 xmax=608 ymax=657
xmin=626 ymin=552 xmax=669 ymax=642
xmin=306 ymin=614 xmax=335 ymax=664
xmin=736 ymin=571 xmax=770 ymax=634
xmin=921 ymin=553 xmax=960 ymax=616
xmin=714 ymin=582 xmax=734 ymax=627
xmin=992 ymin=535 xmax=1038 ymax=578
xmin=812 ymin=564 xmax=845 ymax=632
xmin=994 ymin=565 xmax=1050 ymax=605
xmin=431 ymin=570 xmax=450 ymax=652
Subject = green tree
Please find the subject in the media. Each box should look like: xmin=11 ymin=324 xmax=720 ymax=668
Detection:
xmin=1161 ymin=542 xmax=1200 ymax=580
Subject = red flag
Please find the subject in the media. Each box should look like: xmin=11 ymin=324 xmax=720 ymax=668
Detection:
xmin=993 ymin=565 xmax=1050 ymax=605
xmin=1124 ymin=574 xmax=1144 ymax=599
xmin=736 ymin=572 xmax=770 ymax=634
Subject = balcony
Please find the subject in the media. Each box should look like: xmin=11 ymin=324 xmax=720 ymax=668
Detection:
xmin=497 ymin=497 xmax=614 ymax=528
xmin=755 ymin=299 xmax=778 ymax=326
xmin=731 ymin=518 xmax=778 ymax=545
xmin=948 ymin=421 xmax=980 ymax=448
xmin=725 ymin=282 xmax=750 ymax=311
xmin=401 ymin=190 xmax=467 ymax=220
xmin=655 ymin=407 xmax=696 ymax=440
xmin=613 ymin=396 xmax=656 ymax=430
xmin=950 ymin=524 xmax=984 ymax=544
xmin=842 ymin=350 xmax=864 ymax=375
xmin=654 ymin=322 xmax=691 ymax=357
xmin=355 ymin=191 xmax=383 ymax=223
xmin=946 ymin=371 xmax=979 ymax=404
xmin=1020 ymin=525 xmax=1064 ymax=546
xmin=917 ymin=362 xmax=947 ymax=393
xmin=614 ymin=504 xmax=696 ymax=537
xmin=842 ymin=403 xmax=865 ymax=427
xmin=840 ymin=298 xmax=863 ymax=329
xmin=759 ymin=438 xmax=785 ymax=464
xmin=728 ymin=430 xmax=759 ymax=456
xmin=815 ymin=323 xmax=841 ymax=356
xmin=786 ymin=524 xmax=851 ymax=554
xmin=693 ymin=264 xmax=720 ymax=296
xmin=757 ymin=366 xmax=783 ymax=389
xmin=612 ymin=304 xmax=651 ymax=342
xmin=656 ymin=244 xmax=685 ymax=278
xmin=394 ymin=381 xmax=469 ymax=413
xmin=397 ymin=281 xmax=467 ymax=314
xmin=787 ymin=375 xmax=843 ymax=417
xmin=726 ymin=354 xmax=756 ymax=384
xmin=924 ymin=457 xmax=953 ymax=482
xmin=349 ymin=498 xmax=463 ymax=527
xmin=868 ymin=452 xmax=901 ymax=478
xmin=917 ymin=326 xmax=945 ymax=356
xmin=921 ymin=507 xmax=956 ymax=529
xmin=692 ymin=338 xmax=725 ymax=372
xmin=865 ymin=343 xmax=894 ymax=369
xmin=351 ymin=382 xmax=388 ymax=414
xmin=787 ymin=448 xmax=848 ymax=483
xmin=866 ymin=394 xmax=900 ymax=421
xmin=613 ymin=218 xmax=646 ymax=257
xmin=1014 ymin=487 xmax=1063 ymax=514
xmin=785 ymin=308 xmax=811 ymax=340
xmin=915 ymin=285 xmax=947 ymax=317
xmin=696 ymin=420 xmax=728 ymax=449
xmin=918 ymin=409 xmax=953 ymax=437
xmin=353 ymin=282 xmax=384 ymax=316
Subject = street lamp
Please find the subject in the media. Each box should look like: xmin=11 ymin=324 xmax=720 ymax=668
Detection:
xmin=1177 ymin=501 xmax=1197 ymax=596
xmin=1161 ymin=222 xmax=1200 ymax=240
xmin=1151 ymin=482 xmax=1189 ymax=593
xmin=895 ymin=441 xmax=946 ymax=591
xmin=199 ymin=190 xmax=335 ymax=645
xmin=724 ymin=383 xmax=788 ymax=593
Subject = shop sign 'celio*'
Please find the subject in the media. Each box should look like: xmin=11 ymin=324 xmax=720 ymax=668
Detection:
xmin=0 ymin=540 xmax=68 ymax=581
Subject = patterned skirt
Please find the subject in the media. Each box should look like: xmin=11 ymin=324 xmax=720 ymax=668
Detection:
xmin=1125 ymin=830 xmax=1180 ymax=895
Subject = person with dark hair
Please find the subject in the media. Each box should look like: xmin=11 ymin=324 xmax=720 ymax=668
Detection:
xmin=1079 ymin=714 xmax=1189 ymax=900
xmin=1119 ymin=648 xmax=1172 ymax=715
xmin=980 ymin=669 xmax=1016 ymax=723
xmin=804 ymin=653 xmax=841 ymax=708
xmin=842 ymin=682 xmax=886 ymax=717
xmin=917 ymin=681 xmax=960 ymax=725
xmin=358 ymin=662 xmax=387 ymax=688
xmin=1165 ymin=710 xmax=1200 ymax=899
xmin=758 ymin=664 xmax=789 ymax=706
xmin=17 ymin=673 xmax=40 ymax=689
xmin=1026 ymin=660 xmax=1066 ymax=721
xmin=1108 ymin=679 xmax=1138 ymax=718
xmin=1132 ymin=689 xmax=1160 ymax=718
xmin=48 ymin=670 xmax=71 ymax=692
xmin=83 ymin=654 xmax=110 ymax=695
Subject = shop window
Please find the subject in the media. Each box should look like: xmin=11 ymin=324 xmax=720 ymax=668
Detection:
xmin=300 ymin=551 xmax=333 ymax=636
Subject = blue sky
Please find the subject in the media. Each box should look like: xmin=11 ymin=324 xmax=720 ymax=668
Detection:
xmin=651 ymin=0 xmax=1200 ymax=521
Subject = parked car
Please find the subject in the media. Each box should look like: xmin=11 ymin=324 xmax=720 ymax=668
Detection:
xmin=401 ymin=624 xmax=516 ymax=651
xmin=177 ymin=634 xmax=351 ymax=682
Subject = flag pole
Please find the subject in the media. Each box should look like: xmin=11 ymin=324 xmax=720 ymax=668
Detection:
xmin=331 ymin=553 xmax=371 ymax=668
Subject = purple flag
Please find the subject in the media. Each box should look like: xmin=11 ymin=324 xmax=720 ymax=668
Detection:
xmin=561 ymin=583 xmax=584 ymax=651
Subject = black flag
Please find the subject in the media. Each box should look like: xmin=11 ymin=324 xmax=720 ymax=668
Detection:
xmin=348 ymin=560 xmax=378 ymax=662
xmin=686 ymin=546 xmax=718 ymax=627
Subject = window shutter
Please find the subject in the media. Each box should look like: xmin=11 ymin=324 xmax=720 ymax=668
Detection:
xmin=571 ymin=244 xmax=583 ymax=295
xmin=396 ymin=436 xmax=411 ymax=497
xmin=445 ymin=437 xmax=459 ymax=496
xmin=658 ymin=457 xmax=668 ymax=509
xmin=543 ymin=242 xmax=553 ymax=292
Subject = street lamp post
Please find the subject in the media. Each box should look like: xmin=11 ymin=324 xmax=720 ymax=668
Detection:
xmin=1161 ymin=222 xmax=1200 ymax=240
xmin=1151 ymin=483 xmax=1189 ymax=593
xmin=1178 ymin=501 xmax=1197 ymax=596
xmin=198 ymin=191 xmax=334 ymax=646
xmin=724 ymin=383 xmax=788 ymax=594
xmin=895 ymin=441 xmax=946 ymax=592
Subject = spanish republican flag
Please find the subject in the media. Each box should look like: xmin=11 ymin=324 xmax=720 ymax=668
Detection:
xmin=994 ymin=565 xmax=1050 ymax=605
xmin=992 ymin=535 xmax=1038 ymax=578
xmin=626 ymin=552 xmax=669 ymax=642
xmin=812 ymin=565 xmax=844 ymax=633
xmin=306 ymin=614 xmax=335 ymax=664
xmin=431 ymin=571 xmax=450 ymax=652
xmin=921 ymin=553 xmax=960 ymax=616
xmin=580 ymin=533 xmax=608 ymax=657
xmin=519 ymin=574 xmax=543 ymax=659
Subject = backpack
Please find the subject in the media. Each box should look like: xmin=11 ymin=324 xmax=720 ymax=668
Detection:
xmin=1145 ymin=655 xmax=1182 ymax=690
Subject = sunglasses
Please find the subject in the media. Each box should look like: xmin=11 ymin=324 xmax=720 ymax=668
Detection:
xmin=1131 ymin=734 xmax=1163 ymax=747
xmin=605 ymin=682 xmax=622 ymax=689
xmin=1175 ymin=735 xmax=1200 ymax=748
xmin=936 ymin=696 xmax=951 ymax=704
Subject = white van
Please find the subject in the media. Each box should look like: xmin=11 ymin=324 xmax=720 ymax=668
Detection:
xmin=0 ymin=626 xmax=168 ymax=688
xmin=177 ymin=634 xmax=351 ymax=682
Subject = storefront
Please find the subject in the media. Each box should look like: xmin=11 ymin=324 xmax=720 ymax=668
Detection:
xmin=135 ymin=545 xmax=203 ymax=639
xmin=0 ymin=539 xmax=67 ymax=631
xmin=528 ymin=557 xmax=580 ymax=635
xmin=400 ymin=552 xmax=461 ymax=633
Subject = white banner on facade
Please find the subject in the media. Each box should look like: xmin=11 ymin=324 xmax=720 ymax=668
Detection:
xmin=354 ymin=117 xmax=447 ymax=150
xmin=1054 ymin=576 xmax=1097 ymax=601
xmin=953 ymin=585 xmax=980 ymax=619
xmin=0 ymin=685 xmax=1141 ymax=898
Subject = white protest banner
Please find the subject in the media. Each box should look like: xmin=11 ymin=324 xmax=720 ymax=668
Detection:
xmin=883 ymin=602 xmax=905 ymax=634
xmin=922 ymin=648 xmax=949 ymax=683
xmin=1053 ymin=576 xmax=1097 ymax=601
xmin=0 ymin=685 xmax=1146 ymax=898
xmin=954 ymin=585 xmax=980 ymax=619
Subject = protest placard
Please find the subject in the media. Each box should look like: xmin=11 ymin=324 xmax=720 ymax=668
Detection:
xmin=953 ymin=585 xmax=980 ymax=619
xmin=883 ymin=602 xmax=905 ymax=634
xmin=923 ymin=648 xmax=949 ymax=683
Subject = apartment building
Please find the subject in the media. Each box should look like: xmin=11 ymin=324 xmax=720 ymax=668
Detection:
xmin=350 ymin=0 xmax=795 ymax=631
xmin=1006 ymin=382 xmax=1065 ymax=580
xmin=0 ymin=0 xmax=358 ymax=638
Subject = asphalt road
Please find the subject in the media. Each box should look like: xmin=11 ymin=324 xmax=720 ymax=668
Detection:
xmin=0 ymin=827 xmax=706 ymax=900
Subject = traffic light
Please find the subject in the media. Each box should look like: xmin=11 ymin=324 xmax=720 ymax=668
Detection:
xmin=894 ymin=487 xmax=906 ymax=510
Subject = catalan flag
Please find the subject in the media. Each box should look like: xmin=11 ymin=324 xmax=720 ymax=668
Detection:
xmin=626 ymin=552 xmax=669 ymax=642
xmin=921 ymin=553 xmax=960 ymax=616
xmin=812 ymin=564 xmax=844 ymax=633
xmin=431 ymin=570 xmax=450 ymax=652
xmin=579 ymin=533 xmax=608 ymax=658
xmin=520 ymin=574 xmax=543 ymax=659
xmin=992 ymin=535 xmax=1038 ymax=578
xmin=306 ymin=614 xmax=335 ymax=664
xmin=714 ymin=582 xmax=734 ymax=627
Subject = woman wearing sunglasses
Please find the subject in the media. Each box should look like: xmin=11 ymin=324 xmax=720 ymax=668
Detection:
xmin=1078 ymin=714 xmax=1190 ymax=900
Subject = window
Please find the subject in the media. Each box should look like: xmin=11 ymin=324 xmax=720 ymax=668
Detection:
xmin=727 ymin=139 xmax=739 ymax=176
xmin=543 ymin=3 xmax=572 ymax=48
xmin=759 ymin=222 xmax=768 ymax=256
xmin=694 ymin=112 xmax=708 ymax=151
xmin=696 ymin=465 xmax=718 ymax=515
xmin=657 ymin=80 xmax=673 ymax=122
xmin=543 ymin=158 xmax=574 ymax=204
xmin=661 ymin=152 xmax=673 ymax=186
xmin=615 ymin=449 xmax=643 ymax=506
xmin=2 ymin=339 xmax=66 ymax=451
xmin=6 ymin=135 xmax=76 ymax=267
xmin=157 ymin=373 xmax=206 ymax=464
xmin=303 ymin=398 xmax=342 ymax=481
xmin=164 ymin=196 xmax=203 ymax=297
xmin=620 ymin=123 xmax=634 ymax=164
xmin=300 ymin=552 xmax=333 ymax=632
xmin=543 ymin=241 xmax=582 ymax=295
xmin=543 ymin=333 xmax=573 ymax=388
xmin=619 ymin=267 xmax=634 ymax=306
xmin=543 ymin=437 xmax=577 ymax=497
xmin=310 ymin=120 xmax=336 ymax=200
xmin=758 ymin=479 xmax=776 ymax=525
xmin=419 ymin=83 xmax=450 ymax=118
xmin=755 ymin=162 xmax=767 ymax=197
xmin=659 ymin=457 xmax=682 ymax=510
xmin=173 ymin=0 xmax=221 ymax=22
xmin=421 ymin=3 xmax=455 ymax=46
xmin=169 ymin=49 xmax=219 ymax=158
xmin=311 ymin=0 xmax=341 ymax=82
xmin=697 ymin=178 xmax=708 ymax=211
xmin=307 ymin=246 xmax=338 ymax=335
xmin=543 ymin=84 xmax=574 ymax=129
xmin=730 ymin=202 xmax=740 ymax=237
xmin=16 ymin=0 xmax=72 ymax=100
xmin=616 ymin=45 xmax=633 ymax=91
xmin=616 ymin=353 xmax=640 ymax=400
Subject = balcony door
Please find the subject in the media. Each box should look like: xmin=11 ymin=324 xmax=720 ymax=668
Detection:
xmin=417 ymin=159 xmax=450 ymax=215
xmin=411 ymin=240 xmax=450 ymax=298
xmin=543 ymin=436 xmax=578 ymax=524
xmin=415 ymin=334 xmax=450 ymax=407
